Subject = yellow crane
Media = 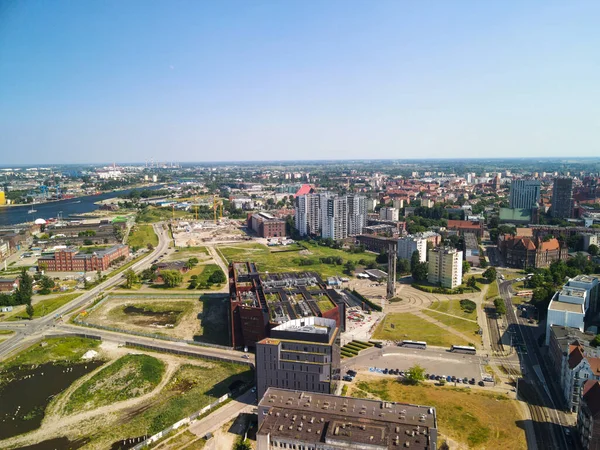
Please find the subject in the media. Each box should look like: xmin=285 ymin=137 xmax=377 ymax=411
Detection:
xmin=213 ymin=195 xmax=223 ymax=223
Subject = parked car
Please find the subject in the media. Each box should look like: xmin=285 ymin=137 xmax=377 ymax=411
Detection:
xmin=347 ymin=370 xmax=357 ymax=377
xmin=451 ymin=376 xmax=456 ymax=382
xmin=383 ymin=368 xmax=388 ymax=374
xmin=446 ymin=376 xmax=452 ymax=382
xmin=469 ymin=378 xmax=476 ymax=385
xmin=478 ymin=380 xmax=485 ymax=386
xmin=343 ymin=375 xmax=353 ymax=382
xmin=463 ymin=377 xmax=469 ymax=384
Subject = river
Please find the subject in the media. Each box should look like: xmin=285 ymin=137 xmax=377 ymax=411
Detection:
xmin=0 ymin=186 xmax=163 ymax=227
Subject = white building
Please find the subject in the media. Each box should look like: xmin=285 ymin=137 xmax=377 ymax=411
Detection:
xmin=321 ymin=194 xmax=348 ymax=240
xmin=582 ymin=233 xmax=599 ymax=252
xmin=294 ymin=194 xmax=321 ymax=237
xmin=366 ymin=198 xmax=378 ymax=212
xmin=420 ymin=198 xmax=434 ymax=208
xmin=398 ymin=235 xmax=427 ymax=262
xmin=392 ymin=198 xmax=404 ymax=210
xmin=509 ymin=179 xmax=541 ymax=209
xmin=427 ymin=248 xmax=463 ymax=289
xmin=379 ymin=207 xmax=399 ymax=222
xmin=546 ymin=287 xmax=588 ymax=345
xmin=347 ymin=195 xmax=367 ymax=236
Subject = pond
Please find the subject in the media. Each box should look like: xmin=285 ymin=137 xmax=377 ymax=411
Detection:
xmin=0 ymin=361 xmax=104 ymax=440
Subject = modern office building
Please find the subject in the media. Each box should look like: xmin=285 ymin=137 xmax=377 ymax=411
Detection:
xmin=552 ymin=177 xmax=574 ymax=219
xmin=546 ymin=287 xmax=588 ymax=346
xmin=255 ymin=317 xmax=340 ymax=400
xmin=427 ymin=247 xmax=463 ymax=289
xmin=347 ymin=194 xmax=367 ymax=236
xmin=257 ymin=388 xmax=438 ymax=450
xmin=321 ymin=195 xmax=348 ymax=240
xmin=379 ymin=206 xmax=399 ymax=222
xmin=509 ymin=179 xmax=541 ymax=209
xmin=398 ymin=234 xmax=427 ymax=262
xmin=295 ymin=194 xmax=321 ymax=237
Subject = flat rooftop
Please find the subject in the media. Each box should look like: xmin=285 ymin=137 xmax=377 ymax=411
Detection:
xmin=559 ymin=287 xmax=587 ymax=298
xmin=549 ymin=300 xmax=584 ymax=313
xmin=571 ymin=275 xmax=599 ymax=284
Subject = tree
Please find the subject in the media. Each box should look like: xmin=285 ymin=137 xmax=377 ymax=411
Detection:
xmin=38 ymin=276 xmax=55 ymax=295
xmin=589 ymin=244 xmax=599 ymax=256
xmin=410 ymin=250 xmax=421 ymax=270
xmin=233 ymin=438 xmax=252 ymax=450
xmin=123 ymin=269 xmax=139 ymax=289
xmin=462 ymin=261 xmax=470 ymax=274
xmin=147 ymin=243 xmax=154 ymax=250
xmin=208 ymin=268 xmax=226 ymax=285
xmin=404 ymin=364 xmax=426 ymax=384
xmin=14 ymin=269 xmax=33 ymax=305
xmin=591 ymin=335 xmax=600 ymax=348
xmin=494 ymin=297 xmax=506 ymax=315
xmin=483 ymin=267 xmax=497 ymax=282
xmin=26 ymin=302 xmax=34 ymax=320
xmin=344 ymin=260 xmax=356 ymax=275
xmin=83 ymin=239 xmax=93 ymax=246
xmin=397 ymin=258 xmax=411 ymax=274
xmin=467 ymin=276 xmax=477 ymax=289
xmin=411 ymin=262 xmax=428 ymax=282
xmin=160 ymin=270 xmax=183 ymax=287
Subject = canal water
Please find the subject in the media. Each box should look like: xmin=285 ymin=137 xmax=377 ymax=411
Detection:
xmin=0 ymin=360 xmax=104 ymax=441
xmin=0 ymin=185 xmax=163 ymax=227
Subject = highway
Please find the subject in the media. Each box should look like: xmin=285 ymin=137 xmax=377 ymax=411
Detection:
xmin=498 ymin=279 xmax=570 ymax=450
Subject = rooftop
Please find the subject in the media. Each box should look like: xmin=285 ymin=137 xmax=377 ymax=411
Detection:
xmin=271 ymin=317 xmax=336 ymax=335
xmin=570 ymin=275 xmax=599 ymax=284
xmin=549 ymin=300 xmax=584 ymax=313
xmin=560 ymin=287 xmax=587 ymax=298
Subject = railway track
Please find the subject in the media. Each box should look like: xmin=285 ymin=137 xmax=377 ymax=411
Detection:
xmin=484 ymin=306 xmax=504 ymax=353
xmin=519 ymin=380 xmax=560 ymax=450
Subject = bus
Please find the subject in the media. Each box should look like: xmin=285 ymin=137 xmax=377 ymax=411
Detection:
xmin=400 ymin=340 xmax=427 ymax=350
xmin=450 ymin=345 xmax=476 ymax=354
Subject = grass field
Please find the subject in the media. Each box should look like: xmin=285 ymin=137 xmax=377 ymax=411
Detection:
xmin=107 ymin=301 xmax=193 ymax=327
xmin=427 ymin=299 xmax=477 ymax=320
xmin=4 ymin=293 xmax=81 ymax=321
xmin=169 ymin=247 xmax=209 ymax=260
xmin=137 ymin=207 xmax=190 ymax=223
xmin=485 ymin=280 xmax=500 ymax=300
xmin=64 ymin=354 xmax=165 ymax=414
xmin=0 ymin=330 xmax=14 ymax=335
xmin=128 ymin=224 xmax=159 ymax=250
xmin=372 ymin=313 xmax=469 ymax=347
xmin=184 ymin=263 xmax=224 ymax=289
xmin=219 ymin=242 xmax=376 ymax=278
xmin=354 ymin=378 xmax=526 ymax=449
xmin=0 ymin=336 xmax=101 ymax=372
xmin=421 ymin=309 xmax=480 ymax=339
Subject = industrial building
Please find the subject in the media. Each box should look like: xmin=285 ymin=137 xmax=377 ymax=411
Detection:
xmin=228 ymin=262 xmax=345 ymax=350
xmin=257 ymin=388 xmax=438 ymax=450
xmin=248 ymin=212 xmax=286 ymax=238
xmin=427 ymin=247 xmax=463 ymax=289
xmin=37 ymin=244 xmax=129 ymax=272
xmin=256 ymin=317 xmax=340 ymax=400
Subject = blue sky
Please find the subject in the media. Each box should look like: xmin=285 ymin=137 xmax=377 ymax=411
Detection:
xmin=1 ymin=0 xmax=599 ymax=164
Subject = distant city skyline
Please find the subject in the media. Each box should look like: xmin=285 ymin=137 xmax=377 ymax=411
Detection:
xmin=1 ymin=1 xmax=600 ymax=164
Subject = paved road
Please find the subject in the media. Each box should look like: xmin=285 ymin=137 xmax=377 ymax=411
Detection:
xmin=0 ymin=223 xmax=172 ymax=360
xmin=499 ymin=280 xmax=569 ymax=450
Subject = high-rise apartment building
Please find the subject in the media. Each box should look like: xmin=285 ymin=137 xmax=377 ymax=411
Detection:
xmin=347 ymin=194 xmax=367 ymax=236
xmin=552 ymin=177 xmax=574 ymax=219
xmin=255 ymin=317 xmax=340 ymax=401
xmin=321 ymin=195 xmax=348 ymax=240
xmin=379 ymin=206 xmax=399 ymax=222
xmin=427 ymin=247 xmax=463 ymax=289
xmin=397 ymin=234 xmax=427 ymax=262
xmin=509 ymin=179 xmax=541 ymax=209
xmin=295 ymin=194 xmax=321 ymax=236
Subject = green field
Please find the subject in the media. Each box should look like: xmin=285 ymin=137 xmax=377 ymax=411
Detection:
xmin=355 ymin=379 xmax=526 ymax=449
xmin=4 ymin=293 xmax=81 ymax=321
xmin=485 ymin=280 xmax=499 ymax=300
xmin=372 ymin=313 xmax=469 ymax=347
xmin=128 ymin=224 xmax=159 ymax=250
xmin=107 ymin=301 xmax=193 ymax=327
xmin=64 ymin=354 xmax=165 ymax=414
xmin=421 ymin=309 xmax=480 ymax=338
xmin=219 ymin=242 xmax=377 ymax=278
xmin=427 ymin=299 xmax=477 ymax=320
xmin=137 ymin=207 xmax=190 ymax=223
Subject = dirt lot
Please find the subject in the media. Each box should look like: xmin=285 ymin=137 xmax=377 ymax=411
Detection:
xmin=172 ymin=219 xmax=248 ymax=247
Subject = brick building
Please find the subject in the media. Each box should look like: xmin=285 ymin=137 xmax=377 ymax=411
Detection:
xmin=38 ymin=244 xmax=129 ymax=272
xmin=447 ymin=220 xmax=484 ymax=239
xmin=248 ymin=212 xmax=286 ymax=238
xmin=497 ymin=235 xmax=568 ymax=269
xmin=0 ymin=277 xmax=19 ymax=292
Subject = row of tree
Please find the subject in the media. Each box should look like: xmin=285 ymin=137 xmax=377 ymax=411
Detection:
xmin=0 ymin=269 xmax=35 ymax=319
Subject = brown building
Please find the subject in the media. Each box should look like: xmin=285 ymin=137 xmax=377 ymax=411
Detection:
xmin=0 ymin=277 xmax=19 ymax=292
xmin=38 ymin=244 xmax=129 ymax=272
xmin=497 ymin=235 xmax=568 ymax=269
xmin=447 ymin=219 xmax=484 ymax=239
xmin=356 ymin=234 xmax=397 ymax=254
xmin=578 ymin=380 xmax=600 ymax=450
xmin=229 ymin=262 xmax=345 ymax=349
xmin=257 ymin=388 xmax=438 ymax=450
xmin=248 ymin=212 xmax=286 ymax=238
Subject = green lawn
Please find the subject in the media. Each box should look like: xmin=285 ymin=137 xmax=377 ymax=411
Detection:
xmin=219 ymin=242 xmax=376 ymax=278
xmin=5 ymin=293 xmax=81 ymax=321
xmin=485 ymin=280 xmax=499 ymax=300
xmin=137 ymin=207 xmax=190 ymax=223
xmin=372 ymin=313 xmax=469 ymax=347
xmin=128 ymin=224 xmax=159 ymax=250
xmin=421 ymin=309 xmax=480 ymax=338
xmin=64 ymin=354 xmax=165 ymax=414
xmin=427 ymin=299 xmax=477 ymax=320
xmin=194 ymin=264 xmax=225 ymax=289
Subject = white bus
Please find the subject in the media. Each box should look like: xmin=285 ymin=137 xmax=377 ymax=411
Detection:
xmin=400 ymin=340 xmax=427 ymax=349
xmin=450 ymin=345 xmax=476 ymax=354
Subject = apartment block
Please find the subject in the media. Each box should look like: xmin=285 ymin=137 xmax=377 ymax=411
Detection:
xmin=347 ymin=194 xmax=367 ymax=236
xmin=397 ymin=234 xmax=427 ymax=262
xmin=427 ymin=247 xmax=463 ymax=289
xmin=295 ymin=194 xmax=321 ymax=237
xmin=256 ymin=317 xmax=340 ymax=400
xmin=578 ymin=380 xmax=600 ymax=449
xmin=552 ymin=177 xmax=574 ymax=219
xmin=509 ymin=179 xmax=541 ymax=209
xmin=379 ymin=206 xmax=399 ymax=222
xmin=321 ymin=195 xmax=348 ymax=240
xmin=257 ymin=388 xmax=438 ymax=450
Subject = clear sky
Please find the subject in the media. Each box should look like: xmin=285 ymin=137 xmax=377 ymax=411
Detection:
xmin=1 ymin=1 xmax=599 ymax=164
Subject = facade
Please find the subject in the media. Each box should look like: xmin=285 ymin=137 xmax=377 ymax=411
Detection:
xmin=463 ymin=232 xmax=480 ymax=267
xmin=257 ymin=388 xmax=438 ymax=450
xmin=249 ymin=212 xmax=286 ymax=238
xmin=229 ymin=262 xmax=344 ymax=350
xmin=497 ymin=235 xmax=568 ymax=269
xmin=347 ymin=195 xmax=367 ymax=236
xmin=583 ymin=233 xmax=599 ymax=252
xmin=356 ymin=235 xmax=397 ymax=254
xmin=379 ymin=207 xmax=399 ymax=222
xmin=509 ymin=179 xmax=541 ymax=209
xmin=397 ymin=234 xmax=427 ymax=262
xmin=446 ymin=220 xmax=484 ymax=238
xmin=569 ymin=275 xmax=600 ymax=319
xmin=546 ymin=287 xmax=588 ymax=345
xmin=427 ymin=247 xmax=463 ymax=289
xmin=295 ymin=194 xmax=321 ymax=237
xmin=321 ymin=195 xmax=348 ymax=240
xmin=37 ymin=244 xmax=129 ymax=272
xmin=578 ymin=380 xmax=600 ymax=450
xmin=0 ymin=277 xmax=19 ymax=292
xmin=256 ymin=317 xmax=340 ymax=400
xmin=552 ymin=177 xmax=574 ymax=219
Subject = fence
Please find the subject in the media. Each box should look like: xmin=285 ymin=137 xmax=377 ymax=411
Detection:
xmin=125 ymin=342 xmax=254 ymax=368
xmin=130 ymin=393 xmax=231 ymax=450
xmin=43 ymin=332 xmax=102 ymax=341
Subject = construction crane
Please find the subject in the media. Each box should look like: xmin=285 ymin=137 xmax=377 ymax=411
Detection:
xmin=213 ymin=195 xmax=223 ymax=223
